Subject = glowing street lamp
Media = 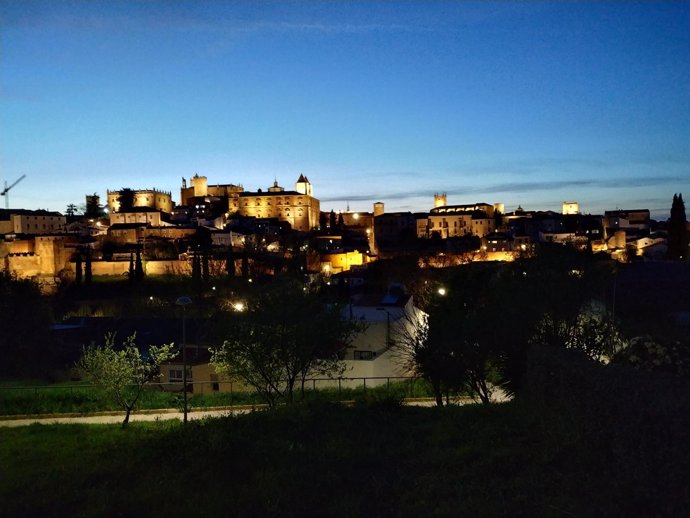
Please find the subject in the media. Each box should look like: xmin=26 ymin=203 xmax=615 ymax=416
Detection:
xmin=437 ymin=287 xmax=447 ymax=296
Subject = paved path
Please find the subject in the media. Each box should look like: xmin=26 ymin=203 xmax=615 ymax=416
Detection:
xmin=0 ymin=392 xmax=510 ymax=428
xmin=0 ymin=407 xmax=260 ymax=427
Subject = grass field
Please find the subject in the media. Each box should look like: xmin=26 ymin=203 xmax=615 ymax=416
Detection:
xmin=0 ymin=399 xmax=679 ymax=517
xmin=0 ymin=379 xmax=437 ymax=416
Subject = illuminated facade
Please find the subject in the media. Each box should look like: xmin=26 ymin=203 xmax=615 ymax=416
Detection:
xmin=107 ymin=188 xmax=173 ymax=213
xmin=0 ymin=209 xmax=66 ymax=235
xmin=427 ymin=204 xmax=498 ymax=239
xmin=180 ymin=174 xmax=320 ymax=231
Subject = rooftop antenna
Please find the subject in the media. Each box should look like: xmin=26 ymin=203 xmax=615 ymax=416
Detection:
xmin=1 ymin=174 xmax=26 ymax=209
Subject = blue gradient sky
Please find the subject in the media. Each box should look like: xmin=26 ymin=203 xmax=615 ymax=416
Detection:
xmin=2 ymin=1 xmax=689 ymax=219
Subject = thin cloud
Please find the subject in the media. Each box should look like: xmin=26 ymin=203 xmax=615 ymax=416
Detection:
xmin=322 ymin=175 xmax=683 ymax=205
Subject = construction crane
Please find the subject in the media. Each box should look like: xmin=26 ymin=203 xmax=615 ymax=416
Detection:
xmin=1 ymin=174 xmax=26 ymax=209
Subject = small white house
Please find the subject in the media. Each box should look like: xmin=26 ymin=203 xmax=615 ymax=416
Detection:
xmin=339 ymin=292 xmax=426 ymax=386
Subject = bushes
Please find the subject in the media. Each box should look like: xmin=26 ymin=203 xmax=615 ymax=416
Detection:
xmin=518 ymin=345 xmax=690 ymax=514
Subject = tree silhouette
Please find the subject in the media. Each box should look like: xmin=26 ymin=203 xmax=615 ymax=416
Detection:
xmin=84 ymin=194 xmax=105 ymax=218
xmin=667 ymin=193 xmax=688 ymax=261
xmin=135 ymin=246 xmax=144 ymax=281
xmin=226 ymin=246 xmax=236 ymax=277
xmin=84 ymin=247 xmax=92 ymax=285
xmin=128 ymin=252 xmax=135 ymax=283
xmin=118 ymin=188 xmax=136 ymax=212
xmin=75 ymin=253 xmax=83 ymax=285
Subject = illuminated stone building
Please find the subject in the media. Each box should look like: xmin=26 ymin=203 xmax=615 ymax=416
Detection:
xmin=179 ymin=174 xmax=320 ymax=232
xmin=0 ymin=209 xmax=66 ymax=235
xmin=239 ymin=176 xmax=320 ymax=232
xmin=427 ymin=203 xmax=498 ymax=239
xmin=107 ymin=189 xmax=173 ymax=214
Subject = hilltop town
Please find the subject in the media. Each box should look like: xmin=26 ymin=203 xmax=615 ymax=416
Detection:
xmin=0 ymin=174 xmax=683 ymax=286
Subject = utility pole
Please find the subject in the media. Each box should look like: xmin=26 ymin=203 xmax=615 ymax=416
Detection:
xmin=1 ymin=174 xmax=27 ymax=209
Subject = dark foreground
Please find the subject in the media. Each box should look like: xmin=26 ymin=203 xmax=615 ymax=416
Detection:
xmin=1 ymin=398 xmax=685 ymax=518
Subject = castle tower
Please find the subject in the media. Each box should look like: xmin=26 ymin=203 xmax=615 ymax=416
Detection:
xmin=295 ymin=174 xmax=313 ymax=196
xmin=434 ymin=193 xmax=447 ymax=208
xmin=190 ymin=174 xmax=208 ymax=197
xmin=373 ymin=202 xmax=385 ymax=217
xmin=562 ymin=201 xmax=580 ymax=215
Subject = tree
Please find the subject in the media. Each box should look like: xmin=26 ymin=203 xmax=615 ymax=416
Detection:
xmin=211 ymin=279 xmax=360 ymax=407
xmin=84 ymin=193 xmax=105 ymax=219
xmin=531 ymin=303 xmax=626 ymax=363
xmin=77 ymin=333 xmax=174 ymax=427
xmin=202 ymin=249 xmax=210 ymax=283
xmin=128 ymin=252 xmax=135 ymax=283
xmin=0 ymin=272 xmax=53 ymax=376
xmin=74 ymin=253 xmax=83 ymax=285
xmin=117 ymin=188 xmax=136 ymax=212
xmin=225 ymin=246 xmax=236 ymax=277
xmin=84 ymin=247 xmax=92 ymax=285
xmin=134 ymin=246 xmax=144 ymax=281
xmin=391 ymin=305 xmax=450 ymax=406
xmin=65 ymin=203 xmax=78 ymax=218
xmin=667 ymin=193 xmax=688 ymax=261
xmin=191 ymin=251 xmax=201 ymax=284
xmin=329 ymin=210 xmax=336 ymax=230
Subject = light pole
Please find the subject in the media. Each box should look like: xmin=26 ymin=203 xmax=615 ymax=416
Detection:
xmin=175 ymin=296 xmax=192 ymax=424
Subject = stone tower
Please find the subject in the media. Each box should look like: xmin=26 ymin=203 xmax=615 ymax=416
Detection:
xmin=295 ymin=174 xmax=313 ymax=196
xmin=434 ymin=193 xmax=447 ymax=208
xmin=190 ymin=174 xmax=208 ymax=197
xmin=373 ymin=202 xmax=385 ymax=217
xmin=562 ymin=201 xmax=580 ymax=215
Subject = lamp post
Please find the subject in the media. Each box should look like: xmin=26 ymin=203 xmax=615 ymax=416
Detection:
xmin=175 ymin=296 xmax=192 ymax=424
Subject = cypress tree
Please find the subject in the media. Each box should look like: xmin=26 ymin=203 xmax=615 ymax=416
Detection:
xmin=85 ymin=248 xmax=92 ymax=285
xmin=241 ymin=251 xmax=249 ymax=279
xmin=75 ymin=254 xmax=83 ymax=285
xmin=226 ymin=247 xmax=236 ymax=277
xmin=128 ymin=252 xmax=135 ymax=283
xmin=192 ymin=251 xmax=201 ymax=284
xmin=667 ymin=193 xmax=688 ymax=261
xmin=135 ymin=247 xmax=144 ymax=281
xmin=202 ymin=249 xmax=210 ymax=283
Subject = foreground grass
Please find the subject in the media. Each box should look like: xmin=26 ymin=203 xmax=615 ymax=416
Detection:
xmin=0 ymin=401 xmax=677 ymax=517
xmin=0 ymin=380 xmax=437 ymax=416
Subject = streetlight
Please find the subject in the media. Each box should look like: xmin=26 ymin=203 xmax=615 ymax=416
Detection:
xmin=175 ymin=295 xmax=192 ymax=424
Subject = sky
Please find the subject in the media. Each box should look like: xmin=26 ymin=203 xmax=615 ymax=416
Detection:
xmin=1 ymin=1 xmax=689 ymax=220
